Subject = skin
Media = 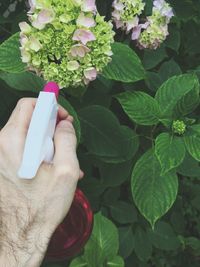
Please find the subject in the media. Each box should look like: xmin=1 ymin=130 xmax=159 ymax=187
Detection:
xmin=0 ymin=98 xmax=82 ymax=267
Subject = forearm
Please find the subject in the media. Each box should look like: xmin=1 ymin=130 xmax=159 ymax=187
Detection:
xmin=0 ymin=179 xmax=54 ymax=267
xmin=0 ymin=224 xmax=53 ymax=267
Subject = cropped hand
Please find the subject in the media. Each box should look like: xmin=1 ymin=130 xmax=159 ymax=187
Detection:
xmin=0 ymin=98 xmax=81 ymax=267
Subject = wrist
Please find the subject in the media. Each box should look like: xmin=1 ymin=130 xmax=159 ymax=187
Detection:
xmin=0 ymin=224 xmax=53 ymax=267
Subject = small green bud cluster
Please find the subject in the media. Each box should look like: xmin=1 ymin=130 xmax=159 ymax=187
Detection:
xmin=172 ymin=120 xmax=186 ymax=135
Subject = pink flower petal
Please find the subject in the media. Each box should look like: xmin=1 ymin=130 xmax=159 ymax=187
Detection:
xmin=126 ymin=16 xmax=139 ymax=32
xmin=113 ymin=1 xmax=124 ymax=11
xmin=20 ymin=34 xmax=29 ymax=46
xmin=84 ymin=67 xmax=97 ymax=81
xmin=37 ymin=9 xmax=55 ymax=24
xmin=81 ymin=0 xmax=97 ymax=13
xmin=77 ymin=13 xmax=96 ymax=28
xmin=73 ymin=29 xmax=96 ymax=45
xmin=114 ymin=19 xmax=124 ymax=29
xmin=131 ymin=26 xmax=142 ymax=40
xmin=67 ymin=61 xmax=80 ymax=71
xmin=70 ymin=44 xmax=91 ymax=57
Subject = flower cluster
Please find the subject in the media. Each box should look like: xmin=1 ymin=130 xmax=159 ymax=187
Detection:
xmin=112 ymin=0 xmax=173 ymax=50
xmin=112 ymin=0 xmax=145 ymax=34
xmin=172 ymin=120 xmax=186 ymax=135
xmin=19 ymin=0 xmax=115 ymax=88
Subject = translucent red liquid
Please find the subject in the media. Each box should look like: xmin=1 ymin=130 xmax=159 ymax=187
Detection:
xmin=45 ymin=189 xmax=93 ymax=261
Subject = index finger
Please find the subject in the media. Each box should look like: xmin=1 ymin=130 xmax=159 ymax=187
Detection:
xmin=4 ymin=97 xmax=69 ymax=133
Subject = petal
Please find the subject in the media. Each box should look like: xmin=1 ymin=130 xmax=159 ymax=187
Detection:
xmin=37 ymin=9 xmax=55 ymax=24
xmin=113 ymin=2 xmax=124 ymax=11
xmin=19 ymin=22 xmax=32 ymax=34
xmin=72 ymin=29 xmax=96 ymax=45
xmin=21 ymin=49 xmax=31 ymax=63
xmin=29 ymin=37 xmax=42 ymax=52
xmin=77 ymin=13 xmax=96 ymax=28
xmin=70 ymin=44 xmax=90 ymax=57
xmin=126 ymin=16 xmax=139 ymax=32
xmin=131 ymin=26 xmax=142 ymax=40
xmin=20 ymin=34 xmax=29 ymax=46
xmin=84 ymin=67 xmax=97 ymax=81
xmin=81 ymin=0 xmax=97 ymax=13
xmin=67 ymin=61 xmax=80 ymax=71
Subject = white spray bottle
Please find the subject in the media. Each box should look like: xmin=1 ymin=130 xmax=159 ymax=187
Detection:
xmin=18 ymin=82 xmax=59 ymax=179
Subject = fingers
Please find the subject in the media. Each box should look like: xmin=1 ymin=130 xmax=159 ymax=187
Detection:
xmin=5 ymin=98 xmax=37 ymax=131
xmin=53 ymin=119 xmax=79 ymax=180
xmin=4 ymin=97 xmax=69 ymax=132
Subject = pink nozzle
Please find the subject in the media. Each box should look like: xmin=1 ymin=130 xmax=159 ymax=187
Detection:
xmin=43 ymin=82 xmax=60 ymax=98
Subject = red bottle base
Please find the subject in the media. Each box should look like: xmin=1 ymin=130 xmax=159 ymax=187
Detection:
xmin=45 ymin=189 xmax=93 ymax=262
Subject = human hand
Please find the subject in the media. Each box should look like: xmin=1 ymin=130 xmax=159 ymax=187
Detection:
xmin=0 ymin=98 xmax=81 ymax=267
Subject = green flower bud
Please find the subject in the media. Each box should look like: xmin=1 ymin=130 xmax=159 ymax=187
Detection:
xmin=172 ymin=120 xmax=186 ymax=135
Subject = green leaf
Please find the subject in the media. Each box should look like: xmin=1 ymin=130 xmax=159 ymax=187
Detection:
xmin=99 ymin=160 xmax=133 ymax=187
xmin=116 ymin=91 xmax=160 ymax=126
xmin=147 ymin=221 xmax=180 ymax=251
xmin=85 ymin=213 xmax=119 ymax=265
xmin=79 ymin=105 xmax=139 ymax=163
xmin=118 ymin=226 xmax=135 ymax=259
xmin=155 ymin=74 xmax=199 ymax=118
xmin=165 ymin=27 xmax=181 ymax=52
xmin=174 ymin=81 xmax=200 ymax=116
xmin=107 ymin=256 xmax=124 ymax=267
xmin=184 ymin=125 xmax=200 ymax=161
xmin=177 ymin=152 xmax=200 ymax=178
xmin=0 ymin=33 xmax=25 ymax=73
xmin=69 ymin=257 xmax=87 ymax=267
xmin=155 ymin=133 xmax=185 ymax=174
xmin=145 ymin=71 xmax=162 ymax=92
xmin=0 ymin=71 xmax=45 ymax=92
xmin=159 ymin=59 xmax=182 ymax=83
xmin=131 ymin=149 xmax=178 ymax=227
xmin=143 ymin=46 xmax=167 ymax=70
xmin=184 ymin=237 xmax=200 ymax=256
xmin=102 ymin=42 xmax=145 ymax=83
xmin=110 ymin=201 xmax=137 ymax=224
xmin=134 ymin=226 xmax=152 ymax=262
xmin=58 ymin=96 xmax=81 ymax=144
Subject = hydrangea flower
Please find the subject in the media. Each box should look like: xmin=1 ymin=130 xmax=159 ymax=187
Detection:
xmin=137 ymin=0 xmax=174 ymax=49
xmin=172 ymin=120 xmax=186 ymax=135
xmin=19 ymin=0 xmax=115 ymax=88
xmin=112 ymin=0 xmax=145 ymax=33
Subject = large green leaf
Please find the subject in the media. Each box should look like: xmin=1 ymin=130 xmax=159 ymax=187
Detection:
xmin=131 ymin=149 xmax=178 ymax=227
xmin=99 ymin=160 xmax=133 ymax=187
xmin=118 ymin=226 xmax=135 ymax=259
xmin=155 ymin=74 xmax=199 ymax=118
xmin=147 ymin=221 xmax=180 ymax=251
xmin=58 ymin=96 xmax=81 ymax=144
xmin=109 ymin=201 xmax=137 ymax=224
xmin=184 ymin=124 xmax=200 ymax=161
xmin=143 ymin=46 xmax=167 ymax=70
xmin=0 ymin=33 xmax=25 ymax=73
xmin=177 ymin=152 xmax=200 ymax=177
xmin=116 ymin=91 xmax=160 ymax=126
xmin=102 ymin=42 xmax=145 ymax=83
xmin=133 ymin=226 xmax=152 ymax=262
xmin=69 ymin=257 xmax=87 ymax=267
xmin=0 ymin=71 xmax=45 ymax=92
xmin=155 ymin=133 xmax=185 ymax=174
xmin=107 ymin=256 xmax=124 ymax=267
xmin=85 ymin=213 xmax=119 ymax=266
xmin=79 ymin=105 xmax=139 ymax=163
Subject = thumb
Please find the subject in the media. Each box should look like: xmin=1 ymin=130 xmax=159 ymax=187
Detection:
xmin=53 ymin=119 xmax=78 ymax=167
